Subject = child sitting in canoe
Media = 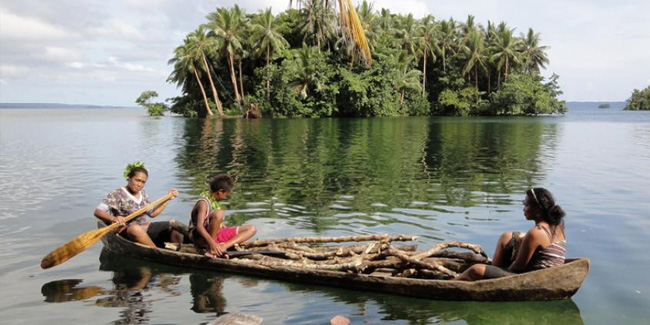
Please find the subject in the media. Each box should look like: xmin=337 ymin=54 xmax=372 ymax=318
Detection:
xmin=188 ymin=174 xmax=257 ymax=258
xmin=454 ymin=187 xmax=567 ymax=281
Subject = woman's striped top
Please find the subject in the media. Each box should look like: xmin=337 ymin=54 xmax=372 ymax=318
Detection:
xmin=529 ymin=225 xmax=567 ymax=270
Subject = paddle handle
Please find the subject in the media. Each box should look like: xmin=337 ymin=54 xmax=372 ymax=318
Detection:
xmin=40 ymin=192 xmax=175 ymax=269
xmin=101 ymin=192 xmax=175 ymax=232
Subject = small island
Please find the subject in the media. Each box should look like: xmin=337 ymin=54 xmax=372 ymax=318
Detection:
xmin=598 ymin=103 xmax=610 ymax=109
xmin=142 ymin=2 xmax=567 ymax=118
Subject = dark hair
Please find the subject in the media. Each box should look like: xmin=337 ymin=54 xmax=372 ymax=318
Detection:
xmin=209 ymin=174 xmax=234 ymax=193
xmin=127 ymin=166 xmax=148 ymax=179
xmin=527 ymin=187 xmax=565 ymax=226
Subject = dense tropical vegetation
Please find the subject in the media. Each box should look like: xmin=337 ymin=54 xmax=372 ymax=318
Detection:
xmin=163 ymin=1 xmax=566 ymax=118
xmin=624 ymin=86 xmax=650 ymax=111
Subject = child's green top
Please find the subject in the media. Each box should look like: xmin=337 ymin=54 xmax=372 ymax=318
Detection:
xmin=201 ymin=190 xmax=224 ymax=211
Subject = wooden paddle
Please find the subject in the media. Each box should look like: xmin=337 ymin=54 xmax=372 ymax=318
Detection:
xmin=40 ymin=193 xmax=174 ymax=269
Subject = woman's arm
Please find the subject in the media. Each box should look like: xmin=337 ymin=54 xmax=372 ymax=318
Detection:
xmin=507 ymin=227 xmax=544 ymax=272
xmin=147 ymin=189 xmax=178 ymax=218
xmin=94 ymin=208 xmax=125 ymax=226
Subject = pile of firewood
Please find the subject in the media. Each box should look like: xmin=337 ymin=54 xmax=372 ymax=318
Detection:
xmin=181 ymin=234 xmax=490 ymax=280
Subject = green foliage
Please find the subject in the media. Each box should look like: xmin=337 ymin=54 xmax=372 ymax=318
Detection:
xmin=624 ymin=86 xmax=650 ymax=110
xmin=166 ymin=5 xmax=563 ymax=118
xmin=486 ymin=73 xmax=566 ymax=115
xmin=436 ymin=87 xmax=479 ymax=116
xmin=136 ymin=90 xmax=167 ymax=116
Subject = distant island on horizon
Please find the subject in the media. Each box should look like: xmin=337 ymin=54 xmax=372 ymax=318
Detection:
xmin=565 ymin=101 xmax=626 ymax=109
xmin=0 ymin=103 xmax=136 ymax=109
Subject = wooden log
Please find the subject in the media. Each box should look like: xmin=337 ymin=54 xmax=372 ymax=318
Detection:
xmin=429 ymin=250 xmax=490 ymax=263
xmin=241 ymin=234 xmax=418 ymax=247
xmin=387 ymin=247 xmax=458 ymax=278
xmin=235 ymin=255 xmax=364 ymax=271
xmin=412 ymin=241 xmax=488 ymax=261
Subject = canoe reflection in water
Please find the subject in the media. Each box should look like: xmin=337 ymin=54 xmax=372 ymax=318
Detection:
xmin=40 ymin=248 xmax=249 ymax=321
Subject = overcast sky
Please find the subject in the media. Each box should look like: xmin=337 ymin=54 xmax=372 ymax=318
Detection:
xmin=1 ymin=0 xmax=648 ymax=106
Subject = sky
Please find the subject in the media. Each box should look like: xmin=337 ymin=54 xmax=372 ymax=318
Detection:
xmin=1 ymin=0 xmax=648 ymax=106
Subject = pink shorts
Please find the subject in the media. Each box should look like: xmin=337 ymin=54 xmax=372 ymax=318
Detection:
xmin=214 ymin=226 xmax=238 ymax=243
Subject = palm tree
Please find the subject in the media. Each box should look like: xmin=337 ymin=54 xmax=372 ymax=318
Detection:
xmin=377 ymin=8 xmax=392 ymax=33
xmin=250 ymin=8 xmax=289 ymax=102
xmin=437 ymin=18 xmax=457 ymax=72
xmin=490 ymin=23 xmax=522 ymax=85
xmin=167 ymin=39 xmax=213 ymax=117
xmin=356 ymin=1 xmax=378 ymax=51
xmin=394 ymin=55 xmax=422 ymax=104
xmin=416 ymin=15 xmax=439 ymax=96
xmin=289 ymin=44 xmax=320 ymax=99
xmin=395 ymin=14 xmax=419 ymax=58
xmin=205 ymin=5 xmax=245 ymax=110
xmin=460 ymin=31 xmax=489 ymax=104
xmin=300 ymin=1 xmax=337 ymax=51
xmin=520 ymin=28 xmax=549 ymax=74
xmin=292 ymin=0 xmax=372 ymax=64
xmin=187 ymin=27 xmax=223 ymax=116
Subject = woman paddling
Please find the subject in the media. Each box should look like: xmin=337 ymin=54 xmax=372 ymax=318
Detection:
xmin=94 ymin=162 xmax=183 ymax=247
xmin=454 ymin=188 xmax=566 ymax=281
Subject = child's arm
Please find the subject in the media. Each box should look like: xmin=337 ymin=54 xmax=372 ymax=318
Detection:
xmin=195 ymin=201 xmax=223 ymax=256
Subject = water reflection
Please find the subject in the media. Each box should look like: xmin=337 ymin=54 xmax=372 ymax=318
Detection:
xmin=41 ymin=279 xmax=103 ymax=303
xmin=279 ymin=282 xmax=584 ymax=324
xmin=175 ymin=117 xmax=560 ymax=233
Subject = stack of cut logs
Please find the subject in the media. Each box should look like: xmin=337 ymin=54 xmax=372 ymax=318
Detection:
xmin=179 ymin=234 xmax=490 ymax=280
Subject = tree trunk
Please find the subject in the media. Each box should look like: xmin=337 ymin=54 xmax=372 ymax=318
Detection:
xmin=266 ymin=45 xmax=271 ymax=103
xmin=349 ymin=51 xmax=355 ymax=71
xmin=201 ymin=54 xmax=220 ymax=116
xmin=227 ymin=53 xmax=242 ymax=111
xmin=474 ymin=64 xmax=479 ymax=105
xmin=505 ymin=55 xmax=509 ymax=81
xmin=400 ymin=89 xmax=405 ymax=104
xmin=193 ymin=67 xmax=212 ymax=117
xmin=238 ymin=59 xmax=245 ymax=99
xmin=422 ymin=50 xmax=427 ymax=96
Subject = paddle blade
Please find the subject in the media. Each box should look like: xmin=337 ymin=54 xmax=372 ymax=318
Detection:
xmin=40 ymin=228 xmax=107 ymax=269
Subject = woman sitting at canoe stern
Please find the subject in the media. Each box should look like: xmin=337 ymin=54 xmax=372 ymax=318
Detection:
xmin=94 ymin=162 xmax=183 ymax=248
xmin=454 ymin=188 xmax=567 ymax=281
xmin=188 ymin=174 xmax=257 ymax=258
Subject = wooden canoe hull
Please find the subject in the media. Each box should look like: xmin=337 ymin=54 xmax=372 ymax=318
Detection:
xmin=99 ymin=226 xmax=589 ymax=301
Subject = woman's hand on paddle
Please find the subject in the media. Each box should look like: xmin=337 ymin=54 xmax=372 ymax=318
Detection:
xmin=113 ymin=216 xmax=126 ymax=226
xmin=168 ymin=188 xmax=179 ymax=200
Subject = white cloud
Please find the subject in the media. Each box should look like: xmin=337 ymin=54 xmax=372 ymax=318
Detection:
xmin=66 ymin=62 xmax=84 ymax=69
xmin=0 ymin=8 xmax=72 ymax=41
xmin=43 ymin=46 xmax=83 ymax=62
xmin=89 ymin=18 xmax=145 ymax=40
xmin=0 ymin=64 xmax=31 ymax=78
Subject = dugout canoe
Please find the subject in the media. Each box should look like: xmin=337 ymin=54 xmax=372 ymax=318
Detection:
xmin=99 ymin=223 xmax=589 ymax=301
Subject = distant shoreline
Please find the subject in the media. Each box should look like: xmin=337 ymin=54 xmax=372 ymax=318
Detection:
xmin=0 ymin=103 xmax=136 ymax=109
xmin=0 ymin=102 xmax=626 ymax=110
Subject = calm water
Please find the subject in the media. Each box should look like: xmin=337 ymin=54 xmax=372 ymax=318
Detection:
xmin=0 ymin=107 xmax=649 ymax=324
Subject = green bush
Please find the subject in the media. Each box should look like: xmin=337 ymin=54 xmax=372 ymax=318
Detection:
xmin=136 ymin=90 xmax=167 ymax=116
xmin=487 ymin=73 xmax=566 ymax=115
xmin=624 ymin=86 xmax=650 ymax=110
